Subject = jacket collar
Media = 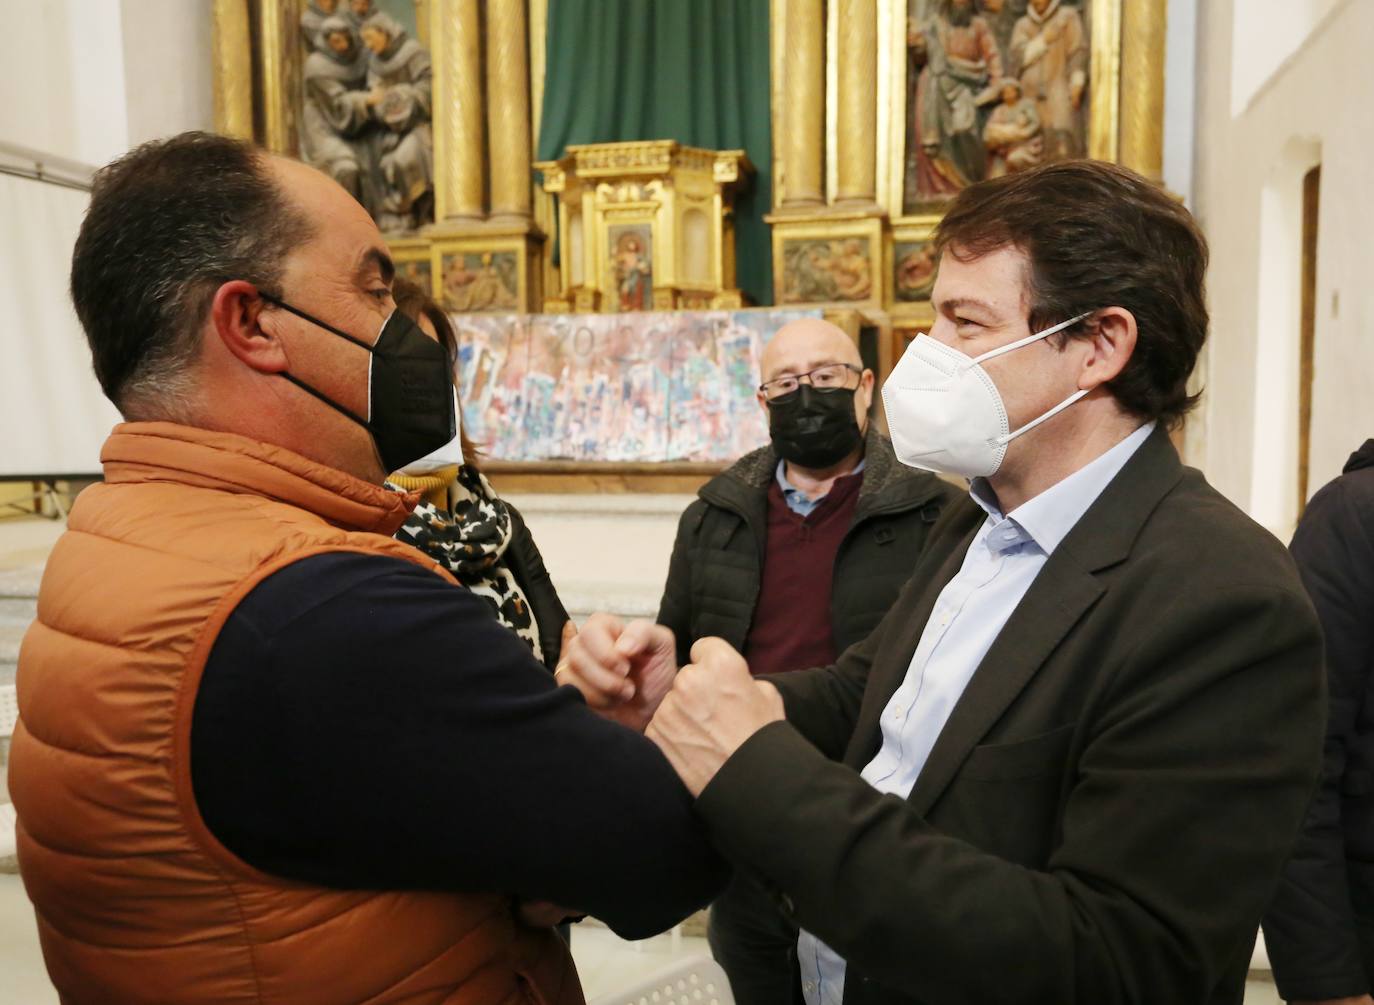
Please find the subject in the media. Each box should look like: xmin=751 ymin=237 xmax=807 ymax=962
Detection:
xmin=699 ymin=426 xmax=950 ymax=520
xmin=99 ymin=422 xmax=420 ymax=536
xmin=1344 ymin=439 xmax=1374 ymax=474
xmin=853 ymin=424 xmax=1186 ymax=813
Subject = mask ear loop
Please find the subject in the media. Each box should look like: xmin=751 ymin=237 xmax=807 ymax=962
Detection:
xmin=985 ymin=311 xmax=1098 ymax=446
xmin=994 ymin=387 xmax=1092 ymax=446
xmin=969 ymin=311 xmax=1094 ymax=368
xmin=257 ymin=292 xmax=389 ymax=425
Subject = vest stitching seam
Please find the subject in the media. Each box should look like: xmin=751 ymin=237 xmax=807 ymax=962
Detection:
xmin=354 ymin=902 xmax=508 ymax=1005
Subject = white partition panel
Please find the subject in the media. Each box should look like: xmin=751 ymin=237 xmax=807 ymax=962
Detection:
xmin=0 ymin=172 xmax=121 ymax=477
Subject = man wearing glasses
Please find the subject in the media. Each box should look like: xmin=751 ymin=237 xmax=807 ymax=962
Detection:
xmin=656 ymin=317 xmax=957 ymax=1005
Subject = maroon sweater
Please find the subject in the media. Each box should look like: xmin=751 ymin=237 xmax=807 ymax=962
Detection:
xmin=742 ymin=471 xmax=864 ymax=676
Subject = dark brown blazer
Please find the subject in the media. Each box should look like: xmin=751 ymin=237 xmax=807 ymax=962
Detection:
xmin=695 ymin=425 xmax=1326 ymax=1005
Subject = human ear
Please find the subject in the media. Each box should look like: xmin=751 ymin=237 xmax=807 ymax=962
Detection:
xmin=1077 ymin=308 xmax=1137 ymax=391
xmin=210 ymin=281 xmax=290 ymax=375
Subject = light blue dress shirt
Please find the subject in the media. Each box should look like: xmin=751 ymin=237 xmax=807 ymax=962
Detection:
xmin=796 ymin=421 xmax=1155 ymax=1005
xmin=776 ymin=458 xmax=866 ymax=518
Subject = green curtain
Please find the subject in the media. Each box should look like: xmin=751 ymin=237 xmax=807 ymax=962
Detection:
xmin=538 ymin=0 xmax=773 ymax=306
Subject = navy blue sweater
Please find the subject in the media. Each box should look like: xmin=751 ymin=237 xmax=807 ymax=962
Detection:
xmin=191 ymin=552 xmax=726 ymax=938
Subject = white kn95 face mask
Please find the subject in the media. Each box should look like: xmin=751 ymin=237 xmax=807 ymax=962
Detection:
xmin=881 ymin=312 xmax=1094 ymax=479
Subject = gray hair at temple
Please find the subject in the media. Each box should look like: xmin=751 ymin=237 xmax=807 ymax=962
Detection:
xmin=68 ymin=132 xmax=313 ymax=420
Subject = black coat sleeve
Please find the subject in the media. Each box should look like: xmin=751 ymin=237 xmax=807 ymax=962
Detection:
xmin=698 ymin=583 xmax=1324 ymax=1004
xmin=505 ymin=504 xmax=571 ymax=670
xmin=1264 ymin=477 xmax=1374 ymax=1001
xmin=657 ymin=500 xmax=705 ymax=669
xmin=191 ymin=552 xmax=727 ymax=939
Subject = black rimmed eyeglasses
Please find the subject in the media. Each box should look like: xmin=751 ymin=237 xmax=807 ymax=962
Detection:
xmin=759 ymin=363 xmax=862 ymax=401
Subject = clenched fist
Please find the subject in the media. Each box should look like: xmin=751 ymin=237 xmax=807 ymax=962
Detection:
xmin=554 ymin=613 xmax=678 ymax=733
xmin=646 ymin=637 xmax=785 ymax=797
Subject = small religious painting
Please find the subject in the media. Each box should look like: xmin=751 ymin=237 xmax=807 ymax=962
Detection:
xmin=441 ymin=251 xmax=520 ymax=313
xmin=904 ymin=0 xmax=1089 ymax=213
xmin=608 ymin=225 xmax=654 ymax=313
xmin=780 ymin=238 xmax=874 ymax=304
xmin=298 ymin=0 xmax=434 ymax=234
xmin=893 ymin=240 xmax=937 ymax=301
xmin=394 ymin=257 xmax=432 ymax=292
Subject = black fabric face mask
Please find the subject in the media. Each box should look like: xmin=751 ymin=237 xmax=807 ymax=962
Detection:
xmin=259 ymin=294 xmax=456 ymax=474
xmin=768 ymin=384 xmax=864 ymax=469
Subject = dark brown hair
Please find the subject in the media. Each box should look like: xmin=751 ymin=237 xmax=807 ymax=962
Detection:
xmin=390 ymin=278 xmax=482 ymax=468
xmin=70 ymin=132 xmax=312 ymax=415
xmin=934 ymin=159 xmax=1208 ymax=427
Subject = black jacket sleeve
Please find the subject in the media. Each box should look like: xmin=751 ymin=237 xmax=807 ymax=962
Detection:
xmin=1264 ymin=477 xmax=1374 ymax=1001
xmin=657 ymin=500 xmax=705 ymax=669
xmin=505 ymin=504 xmax=571 ymax=670
xmin=698 ymin=582 xmax=1323 ymax=1004
xmin=191 ymin=552 xmax=727 ymax=939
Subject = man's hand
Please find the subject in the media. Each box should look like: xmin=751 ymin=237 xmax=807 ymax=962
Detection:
xmin=555 ymin=613 xmax=677 ymax=732
xmin=646 ymin=637 xmax=785 ymax=797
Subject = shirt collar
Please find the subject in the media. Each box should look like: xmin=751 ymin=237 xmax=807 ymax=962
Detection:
xmin=969 ymin=421 xmax=1156 ymax=556
xmin=775 ymin=456 xmax=867 ymax=502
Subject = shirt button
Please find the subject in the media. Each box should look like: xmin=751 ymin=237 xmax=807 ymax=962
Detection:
xmin=892 ymin=706 xmax=902 ymax=718
xmin=804 ymin=981 xmax=816 ymax=993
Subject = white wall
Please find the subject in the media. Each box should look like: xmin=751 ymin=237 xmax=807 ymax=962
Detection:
xmin=1192 ymin=0 xmax=1372 ymax=537
xmin=0 ymin=1 xmax=213 ymax=478
xmin=119 ymin=0 xmax=215 ymax=152
xmin=0 ymin=1 xmax=129 ymax=168
xmin=0 ymin=0 xmax=212 ymax=170
xmin=1229 ymin=0 xmax=1343 ymax=118
xmin=1163 ymin=0 xmax=1198 ymax=206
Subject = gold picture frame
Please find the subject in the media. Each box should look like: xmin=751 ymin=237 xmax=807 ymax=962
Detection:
xmin=880 ymin=0 xmax=1126 ymax=223
xmin=213 ymin=0 xmax=545 ymax=313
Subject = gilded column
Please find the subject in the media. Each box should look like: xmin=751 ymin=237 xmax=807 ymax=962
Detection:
xmin=835 ymin=0 xmax=877 ymax=205
xmin=781 ymin=0 xmax=825 ymax=208
xmin=1118 ymin=0 xmax=1166 ymax=180
xmin=211 ymin=0 xmax=254 ymax=140
xmin=487 ymin=0 xmax=533 ymax=222
xmin=433 ymin=0 xmax=486 ymax=222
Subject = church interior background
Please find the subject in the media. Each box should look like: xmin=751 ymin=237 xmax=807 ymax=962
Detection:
xmin=0 ymin=1 xmax=1369 ymax=1001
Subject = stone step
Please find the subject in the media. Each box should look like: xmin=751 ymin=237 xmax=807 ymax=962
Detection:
xmin=0 ymin=621 xmax=27 ymax=676
xmin=559 ymin=582 xmax=661 ymax=622
xmin=0 ymin=566 xmax=43 ymax=699
xmin=0 ymin=567 xmax=42 ymax=600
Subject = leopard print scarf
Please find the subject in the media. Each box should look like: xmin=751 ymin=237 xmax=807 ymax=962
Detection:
xmin=388 ymin=465 xmax=543 ymax=662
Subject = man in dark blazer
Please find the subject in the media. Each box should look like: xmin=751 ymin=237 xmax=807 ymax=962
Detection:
xmin=561 ymin=160 xmax=1326 ymax=1004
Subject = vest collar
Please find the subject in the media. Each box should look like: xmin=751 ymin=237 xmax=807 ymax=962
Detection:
xmin=99 ymin=422 xmax=420 ymax=536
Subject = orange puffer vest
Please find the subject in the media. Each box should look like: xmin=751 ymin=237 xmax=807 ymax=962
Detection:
xmin=10 ymin=422 xmax=583 ymax=1005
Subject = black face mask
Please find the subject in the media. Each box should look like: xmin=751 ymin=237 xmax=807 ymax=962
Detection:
xmin=768 ymin=384 xmax=864 ymax=469
xmin=260 ymin=294 xmax=456 ymax=474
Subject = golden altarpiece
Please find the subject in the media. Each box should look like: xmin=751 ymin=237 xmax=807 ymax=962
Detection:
xmin=536 ymin=141 xmax=753 ymax=314
xmin=213 ymin=0 xmax=1167 ymax=483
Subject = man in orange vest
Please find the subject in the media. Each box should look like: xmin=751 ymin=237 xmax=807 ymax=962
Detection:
xmin=10 ymin=131 xmax=724 ymax=1005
